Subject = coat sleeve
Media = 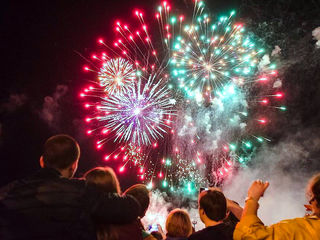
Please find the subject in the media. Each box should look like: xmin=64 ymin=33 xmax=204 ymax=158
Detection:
xmin=233 ymin=214 xmax=293 ymax=240
xmin=90 ymin=192 xmax=141 ymax=224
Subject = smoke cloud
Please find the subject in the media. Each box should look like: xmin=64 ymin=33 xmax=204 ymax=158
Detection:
xmin=39 ymin=85 xmax=68 ymax=129
xmin=143 ymin=128 xmax=319 ymax=231
xmin=142 ymin=190 xmax=205 ymax=232
xmin=1 ymin=94 xmax=27 ymax=112
xmin=223 ymin=128 xmax=320 ymax=225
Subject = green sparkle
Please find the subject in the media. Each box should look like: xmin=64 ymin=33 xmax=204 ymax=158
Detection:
xmin=162 ymin=180 xmax=168 ymax=188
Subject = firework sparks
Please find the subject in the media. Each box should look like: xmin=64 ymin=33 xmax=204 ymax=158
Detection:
xmin=80 ymin=0 xmax=286 ymax=192
xmin=168 ymin=11 xmax=263 ymax=101
xmin=98 ymin=58 xmax=136 ymax=95
xmin=98 ymin=74 xmax=175 ymax=146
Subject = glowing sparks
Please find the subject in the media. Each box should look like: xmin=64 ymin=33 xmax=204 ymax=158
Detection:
xmin=98 ymin=75 xmax=175 ymax=146
xmin=170 ymin=11 xmax=263 ymax=100
xmin=99 ymin=58 xmax=136 ymax=95
xmin=80 ymin=0 xmax=286 ymax=192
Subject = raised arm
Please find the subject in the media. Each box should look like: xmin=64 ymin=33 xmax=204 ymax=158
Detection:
xmin=227 ymin=199 xmax=243 ymax=220
xmin=234 ymin=180 xmax=272 ymax=240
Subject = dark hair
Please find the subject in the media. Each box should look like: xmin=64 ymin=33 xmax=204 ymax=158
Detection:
xmin=199 ymin=190 xmax=227 ymax=221
xmin=307 ymin=173 xmax=320 ymax=207
xmin=84 ymin=167 xmax=121 ymax=194
xmin=124 ymin=184 xmax=149 ymax=218
xmin=43 ymin=134 xmax=80 ymax=170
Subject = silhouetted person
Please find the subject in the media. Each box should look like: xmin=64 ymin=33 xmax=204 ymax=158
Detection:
xmin=0 ymin=134 xmax=140 ymax=240
xmin=84 ymin=167 xmax=143 ymax=240
xmin=188 ymin=190 xmax=236 ymax=240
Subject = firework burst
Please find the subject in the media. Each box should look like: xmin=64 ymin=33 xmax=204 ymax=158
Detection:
xmin=80 ymin=0 xmax=286 ymax=193
xmin=97 ymin=74 xmax=175 ymax=146
xmin=98 ymin=58 xmax=136 ymax=95
xmin=168 ymin=11 xmax=264 ymax=101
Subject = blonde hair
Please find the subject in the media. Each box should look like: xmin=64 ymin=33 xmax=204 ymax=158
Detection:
xmin=84 ymin=167 xmax=121 ymax=194
xmin=166 ymin=209 xmax=192 ymax=238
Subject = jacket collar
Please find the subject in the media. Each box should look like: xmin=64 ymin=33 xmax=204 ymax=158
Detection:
xmin=34 ymin=168 xmax=62 ymax=179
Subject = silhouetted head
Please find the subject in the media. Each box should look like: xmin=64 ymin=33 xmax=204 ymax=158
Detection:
xmin=84 ymin=167 xmax=121 ymax=194
xmin=40 ymin=134 xmax=80 ymax=178
xmin=198 ymin=189 xmax=227 ymax=225
xmin=124 ymin=184 xmax=149 ymax=218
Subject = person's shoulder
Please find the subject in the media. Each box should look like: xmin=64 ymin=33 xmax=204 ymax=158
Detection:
xmin=188 ymin=228 xmax=207 ymax=240
xmin=279 ymin=215 xmax=320 ymax=225
xmin=48 ymin=177 xmax=87 ymax=195
xmin=0 ymin=180 xmax=20 ymax=199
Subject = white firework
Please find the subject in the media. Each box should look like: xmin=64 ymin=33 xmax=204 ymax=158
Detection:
xmin=99 ymin=74 xmax=175 ymax=146
xmin=98 ymin=58 xmax=136 ymax=95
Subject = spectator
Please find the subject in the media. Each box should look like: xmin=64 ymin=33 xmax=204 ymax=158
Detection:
xmin=124 ymin=184 xmax=158 ymax=240
xmin=0 ymin=134 xmax=140 ymax=240
xmin=188 ymin=189 xmax=236 ymax=240
xmin=234 ymin=174 xmax=320 ymax=239
xmin=165 ymin=208 xmax=192 ymax=240
xmin=209 ymin=187 xmax=243 ymax=228
xmin=85 ymin=167 xmax=141 ymax=240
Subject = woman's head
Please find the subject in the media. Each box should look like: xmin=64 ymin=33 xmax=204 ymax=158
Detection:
xmin=307 ymin=173 xmax=320 ymax=216
xmin=165 ymin=208 xmax=192 ymax=238
xmin=124 ymin=184 xmax=150 ymax=218
xmin=84 ymin=167 xmax=121 ymax=194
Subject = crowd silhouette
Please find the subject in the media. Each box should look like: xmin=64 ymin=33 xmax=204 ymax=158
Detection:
xmin=0 ymin=134 xmax=319 ymax=239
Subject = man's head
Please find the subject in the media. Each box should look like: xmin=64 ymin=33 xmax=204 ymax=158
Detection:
xmin=124 ymin=184 xmax=150 ymax=218
xmin=40 ymin=134 xmax=80 ymax=178
xmin=307 ymin=173 xmax=320 ymax=217
xmin=198 ymin=189 xmax=227 ymax=225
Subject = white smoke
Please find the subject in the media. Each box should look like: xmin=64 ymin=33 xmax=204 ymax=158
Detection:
xmin=142 ymin=190 xmax=171 ymax=231
xmin=271 ymin=45 xmax=281 ymax=57
xmin=224 ymin=129 xmax=320 ymax=225
xmin=39 ymin=85 xmax=68 ymax=128
xmin=142 ymin=190 xmax=205 ymax=232
xmin=273 ymin=79 xmax=282 ymax=88
xmin=258 ymin=54 xmax=271 ymax=71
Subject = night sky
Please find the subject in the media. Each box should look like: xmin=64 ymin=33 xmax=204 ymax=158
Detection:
xmin=1 ymin=0 xmax=320 ymax=189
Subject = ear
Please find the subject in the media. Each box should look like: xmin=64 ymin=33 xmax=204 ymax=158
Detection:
xmin=199 ymin=208 xmax=205 ymax=217
xmin=71 ymin=160 xmax=78 ymax=172
xmin=226 ymin=210 xmax=230 ymax=218
xmin=39 ymin=156 xmax=45 ymax=168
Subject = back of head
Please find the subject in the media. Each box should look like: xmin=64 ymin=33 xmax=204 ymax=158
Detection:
xmin=166 ymin=208 xmax=192 ymax=238
xmin=124 ymin=184 xmax=149 ymax=218
xmin=199 ymin=190 xmax=227 ymax=221
xmin=307 ymin=173 xmax=320 ymax=208
xmin=43 ymin=134 xmax=80 ymax=170
xmin=84 ymin=167 xmax=121 ymax=194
